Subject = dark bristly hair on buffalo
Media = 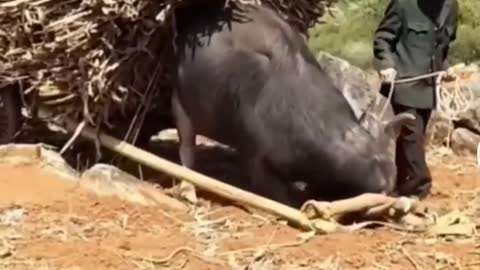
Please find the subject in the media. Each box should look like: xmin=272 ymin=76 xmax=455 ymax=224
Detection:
xmin=0 ymin=0 xmax=337 ymax=145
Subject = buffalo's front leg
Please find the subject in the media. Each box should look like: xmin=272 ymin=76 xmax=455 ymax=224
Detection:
xmin=172 ymin=91 xmax=198 ymax=204
xmin=248 ymin=156 xmax=297 ymax=207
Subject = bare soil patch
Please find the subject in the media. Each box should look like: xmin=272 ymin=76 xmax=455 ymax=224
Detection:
xmin=0 ymin=154 xmax=479 ymax=269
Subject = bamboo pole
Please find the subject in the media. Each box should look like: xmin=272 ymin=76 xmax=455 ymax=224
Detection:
xmin=63 ymin=119 xmax=314 ymax=230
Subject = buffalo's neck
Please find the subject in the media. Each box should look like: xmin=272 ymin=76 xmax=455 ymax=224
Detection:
xmin=329 ymin=124 xmax=377 ymax=172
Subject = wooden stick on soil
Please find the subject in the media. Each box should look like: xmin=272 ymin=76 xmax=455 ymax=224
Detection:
xmin=301 ymin=193 xmax=418 ymax=220
xmin=62 ymin=119 xmax=314 ymax=230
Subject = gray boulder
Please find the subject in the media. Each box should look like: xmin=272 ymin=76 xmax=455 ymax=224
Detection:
xmin=0 ymin=143 xmax=79 ymax=181
xmin=81 ymin=164 xmax=187 ymax=210
xmin=455 ymin=99 xmax=480 ymax=135
xmin=451 ymin=128 xmax=480 ymax=155
xmin=425 ymin=111 xmax=452 ymax=146
xmin=316 ymin=51 xmax=394 ymax=121
xmin=447 ymin=66 xmax=480 ymax=134
xmin=0 ymin=143 xmax=186 ymax=210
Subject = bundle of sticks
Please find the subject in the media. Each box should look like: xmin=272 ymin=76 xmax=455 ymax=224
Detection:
xmin=0 ymin=0 xmax=336 ymax=141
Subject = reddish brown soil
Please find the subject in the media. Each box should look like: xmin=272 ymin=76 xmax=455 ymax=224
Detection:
xmin=0 ymin=155 xmax=479 ymax=270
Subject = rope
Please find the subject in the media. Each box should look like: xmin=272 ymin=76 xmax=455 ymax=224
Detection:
xmin=376 ymin=68 xmax=476 ymax=164
xmin=377 ymin=70 xmax=474 ymax=121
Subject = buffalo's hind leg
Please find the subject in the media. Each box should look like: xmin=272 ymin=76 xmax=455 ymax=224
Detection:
xmin=172 ymin=90 xmax=198 ymax=204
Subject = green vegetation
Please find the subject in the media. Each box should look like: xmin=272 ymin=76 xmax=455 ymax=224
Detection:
xmin=308 ymin=0 xmax=480 ymax=69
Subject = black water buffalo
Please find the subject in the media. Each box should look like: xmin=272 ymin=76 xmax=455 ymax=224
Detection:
xmin=170 ymin=2 xmax=415 ymax=207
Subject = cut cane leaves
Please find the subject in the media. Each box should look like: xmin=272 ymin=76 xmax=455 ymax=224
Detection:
xmin=296 ymin=230 xmax=317 ymax=242
xmin=427 ymin=211 xmax=476 ymax=239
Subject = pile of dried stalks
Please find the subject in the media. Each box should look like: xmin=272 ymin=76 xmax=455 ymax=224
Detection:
xmin=0 ymin=0 xmax=336 ymax=143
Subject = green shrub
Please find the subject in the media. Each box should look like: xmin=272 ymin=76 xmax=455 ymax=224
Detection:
xmin=308 ymin=0 xmax=480 ymax=69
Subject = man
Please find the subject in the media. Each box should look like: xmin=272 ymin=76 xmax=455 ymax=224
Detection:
xmin=373 ymin=0 xmax=458 ymax=198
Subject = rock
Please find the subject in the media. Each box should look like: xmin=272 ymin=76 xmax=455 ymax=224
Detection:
xmin=425 ymin=111 xmax=453 ymax=146
xmin=0 ymin=144 xmax=186 ymax=210
xmin=316 ymin=51 xmax=394 ymax=121
xmin=81 ymin=164 xmax=186 ymax=210
xmin=442 ymin=70 xmax=480 ymax=133
xmin=451 ymin=128 xmax=480 ymax=155
xmin=316 ymin=52 xmax=397 ymax=160
xmin=424 ymin=64 xmax=480 ymax=148
xmin=457 ymin=64 xmax=480 ymax=99
xmin=316 ymin=51 xmax=372 ymax=111
xmin=0 ymin=143 xmax=78 ymax=181
xmin=455 ymin=99 xmax=480 ymax=134
xmin=0 ymin=208 xmax=26 ymax=226
xmin=0 ymin=144 xmax=41 ymax=164
xmin=40 ymin=146 xmax=80 ymax=181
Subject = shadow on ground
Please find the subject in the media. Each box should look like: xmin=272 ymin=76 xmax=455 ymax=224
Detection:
xmin=96 ymin=139 xmax=257 ymax=206
xmin=148 ymin=140 xmax=249 ymax=188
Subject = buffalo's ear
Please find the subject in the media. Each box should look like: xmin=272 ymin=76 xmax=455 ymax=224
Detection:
xmin=383 ymin=112 xmax=416 ymax=139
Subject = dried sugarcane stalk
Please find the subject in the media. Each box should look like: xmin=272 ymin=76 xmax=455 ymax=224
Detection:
xmin=0 ymin=0 xmax=337 ymax=140
xmin=301 ymin=194 xmax=419 ymax=221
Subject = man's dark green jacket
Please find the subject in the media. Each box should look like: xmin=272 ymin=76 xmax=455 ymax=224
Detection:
xmin=373 ymin=0 xmax=458 ymax=109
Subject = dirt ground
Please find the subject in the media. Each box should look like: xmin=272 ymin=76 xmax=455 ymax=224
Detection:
xmin=0 ymin=150 xmax=479 ymax=270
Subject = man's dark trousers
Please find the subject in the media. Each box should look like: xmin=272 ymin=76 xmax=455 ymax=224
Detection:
xmin=391 ymin=102 xmax=432 ymax=199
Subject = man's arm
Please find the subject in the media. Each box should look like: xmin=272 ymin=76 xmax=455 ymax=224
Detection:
xmin=442 ymin=0 xmax=459 ymax=70
xmin=373 ymin=0 xmax=403 ymax=71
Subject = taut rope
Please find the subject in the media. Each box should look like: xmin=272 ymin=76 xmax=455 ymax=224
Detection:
xmin=378 ymin=70 xmax=473 ymax=120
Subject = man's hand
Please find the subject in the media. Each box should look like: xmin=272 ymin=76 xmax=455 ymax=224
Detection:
xmin=379 ymin=68 xmax=397 ymax=84
xmin=441 ymin=66 xmax=457 ymax=82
